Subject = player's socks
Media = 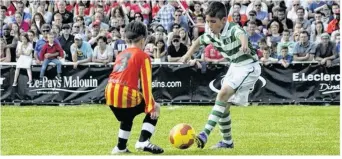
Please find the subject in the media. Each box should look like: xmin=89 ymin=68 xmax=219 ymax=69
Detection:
xmin=117 ymin=121 xmax=132 ymax=150
xmin=203 ymin=101 xmax=227 ymax=136
xmin=139 ymin=114 xmax=157 ymax=142
xmin=218 ymin=111 xmax=233 ymax=145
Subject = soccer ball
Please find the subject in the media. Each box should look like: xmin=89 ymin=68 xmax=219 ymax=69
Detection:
xmin=169 ymin=123 xmax=196 ymax=149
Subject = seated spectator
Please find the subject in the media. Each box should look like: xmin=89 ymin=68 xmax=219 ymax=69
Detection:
xmin=293 ymin=31 xmax=315 ymax=61
xmin=256 ymin=38 xmax=268 ymax=58
xmin=327 ymin=10 xmax=340 ymax=34
xmin=260 ymin=47 xmax=278 ymax=66
xmin=13 ymin=12 xmax=30 ymax=32
xmin=244 ymin=10 xmax=263 ymax=33
xmin=179 ymin=28 xmax=191 ymax=48
xmin=2 ymin=24 xmax=18 ymax=62
xmin=167 ymin=35 xmax=187 ymax=62
xmin=277 ymin=7 xmax=294 ymax=32
xmin=293 ymin=31 xmax=301 ymax=42
xmin=92 ymin=36 xmax=113 ymax=64
xmin=10 ymin=23 xmax=20 ymax=39
xmin=246 ymin=21 xmax=264 ymax=49
xmin=193 ymin=15 xmax=205 ymax=40
xmin=228 ymin=3 xmax=247 ymax=26
xmin=0 ymin=38 xmax=11 ymax=62
xmin=71 ymin=34 xmax=93 ymax=69
xmin=277 ymin=29 xmax=296 ymax=56
xmin=34 ymin=24 xmax=60 ymax=64
xmin=315 ymin=33 xmax=336 ymax=67
xmin=144 ymin=36 xmax=156 ymax=58
xmin=204 ymin=44 xmax=225 ymax=63
xmin=167 ymin=23 xmax=181 ymax=46
xmin=332 ymin=38 xmax=340 ymax=66
xmin=294 ymin=7 xmax=311 ymax=33
xmin=13 ymin=33 xmax=33 ymax=86
xmin=277 ymin=46 xmax=293 ymax=68
xmin=153 ymin=39 xmax=167 ymax=62
xmin=253 ymin=0 xmax=269 ymax=26
xmin=310 ymin=11 xmax=327 ymax=33
xmin=311 ymin=21 xmax=325 ymax=44
xmin=266 ymin=20 xmax=283 ymax=46
xmin=39 ymin=32 xmax=64 ymax=79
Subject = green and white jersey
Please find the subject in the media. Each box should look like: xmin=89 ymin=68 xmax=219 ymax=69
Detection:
xmin=200 ymin=22 xmax=258 ymax=66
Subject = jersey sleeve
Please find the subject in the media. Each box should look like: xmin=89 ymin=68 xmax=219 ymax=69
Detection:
xmin=139 ymin=55 xmax=155 ymax=113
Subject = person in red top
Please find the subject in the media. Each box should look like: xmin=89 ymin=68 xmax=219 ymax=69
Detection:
xmin=39 ymin=32 xmax=64 ymax=79
xmin=105 ymin=21 xmax=163 ymax=155
xmin=327 ymin=10 xmax=340 ymax=34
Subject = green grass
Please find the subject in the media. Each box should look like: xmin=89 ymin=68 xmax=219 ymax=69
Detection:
xmin=0 ymin=105 xmax=340 ymax=155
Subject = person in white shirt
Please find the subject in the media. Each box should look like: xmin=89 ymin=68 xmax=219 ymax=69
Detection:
xmin=92 ymin=36 xmax=113 ymax=64
xmin=13 ymin=33 xmax=33 ymax=86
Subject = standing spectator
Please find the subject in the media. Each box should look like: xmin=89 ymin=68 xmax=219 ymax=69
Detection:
xmin=2 ymin=24 xmax=18 ymax=62
xmin=92 ymin=36 xmax=113 ymax=64
xmin=70 ymin=34 xmax=93 ymax=69
xmin=277 ymin=46 xmax=293 ymax=68
xmin=315 ymin=33 xmax=337 ymax=67
xmin=13 ymin=33 xmax=33 ymax=86
xmin=113 ymin=25 xmax=127 ymax=56
xmin=293 ymin=31 xmax=315 ymax=61
xmin=0 ymin=38 xmax=11 ymax=62
xmin=39 ymin=32 xmax=64 ymax=79
xmin=155 ymin=0 xmax=176 ymax=32
xmin=246 ymin=21 xmax=264 ymax=49
xmin=277 ymin=29 xmax=296 ymax=56
xmin=58 ymin=24 xmax=74 ymax=62
xmin=167 ymin=35 xmax=187 ymax=62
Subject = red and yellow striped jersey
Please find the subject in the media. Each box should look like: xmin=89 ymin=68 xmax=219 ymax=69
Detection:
xmin=105 ymin=47 xmax=155 ymax=113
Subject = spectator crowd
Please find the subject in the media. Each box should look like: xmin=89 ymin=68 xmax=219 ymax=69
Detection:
xmin=0 ymin=0 xmax=340 ymax=86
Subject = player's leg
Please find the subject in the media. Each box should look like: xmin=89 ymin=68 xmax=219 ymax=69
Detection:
xmin=109 ymin=106 xmax=135 ymax=154
xmin=196 ymin=83 xmax=235 ymax=148
xmin=135 ymin=101 xmax=164 ymax=154
xmin=212 ymin=104 xmax=234 ymax=149
xmin=212 ymin=63 xmax=261 ymax=149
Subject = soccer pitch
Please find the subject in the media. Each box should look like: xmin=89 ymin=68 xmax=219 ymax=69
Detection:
xmin=1 ymin=105 xmax=340 ymax=155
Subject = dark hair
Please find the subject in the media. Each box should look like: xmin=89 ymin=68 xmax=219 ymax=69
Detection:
xmin=112 ymin=6 xmax=125 ymax=18
xmin=205 ymin=2 xmax=227 ymax=19
xmin=314 ymin=21 xmax=324 ymax=35
xmin=1 ymin=5 xmax=7 ymax=11
xmin=296 ymin=7 xmax=305 ymax=13
xmin=278 ymin=7 xmax=286 ymax=13
xmin=33 ymin=13 xmax=46 ymax=26
xmin=97 ymin=36 xmax=108 ymax=43
xmin=79 ymin=2 xmax=85 ymax=7
xmin=281 ymin=46 xmax=288 ymax=50
xmin=247 ymin=20 xmax=257 ymax=25
xmin=20 ymin=33 xmax=29 ymax=42
xmin=300 ymin=30 xmax=309 ymax=37
xmin=155 ymin=38 xmax=165 ymax=52
xmin=283 ymin=29 xmax=290 ymax=33
xmin=125 ymin=21 xmax=147 ymax=43
xmin=145 ymin=35 xmax=156 ymax=44
xmin=267 ymin=19 xmax=284 ymax=33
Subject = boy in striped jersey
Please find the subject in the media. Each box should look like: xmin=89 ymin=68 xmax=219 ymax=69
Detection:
xmin=105 ymin=21 xmax=163 ymax=154
xmin=181 ymin=2 xmax=261 ymax=149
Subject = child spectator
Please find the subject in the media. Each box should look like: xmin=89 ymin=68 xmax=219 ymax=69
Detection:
xmin=39 ymin=32 xmax=64 ymax=79
xmin=277 ymin=46 xmax=293 ymax=68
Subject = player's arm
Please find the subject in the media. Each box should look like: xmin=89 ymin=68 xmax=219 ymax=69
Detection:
xmin=139 ymin=56 xmax=155 ymax=113
xmin=180 ymin=37 xmax=201 ymax=63
xmin=235 ymin=27 xmax=250 ymax=53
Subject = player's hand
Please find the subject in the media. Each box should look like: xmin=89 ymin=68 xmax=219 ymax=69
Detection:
xmin=180 ymin=54 xmax=191 ymax=63
xmin=150 ymin=102 xmax=160 ymax=120
xmin=239 ymin=45 xmax=250 ymax=54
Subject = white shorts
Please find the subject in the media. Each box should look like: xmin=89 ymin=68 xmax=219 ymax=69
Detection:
xmin=223 ymin=62 xmax=261 ymax=106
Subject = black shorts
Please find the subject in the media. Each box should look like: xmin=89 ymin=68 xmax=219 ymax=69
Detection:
xmin=109 ymin=100 xmax=146 ymax=122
